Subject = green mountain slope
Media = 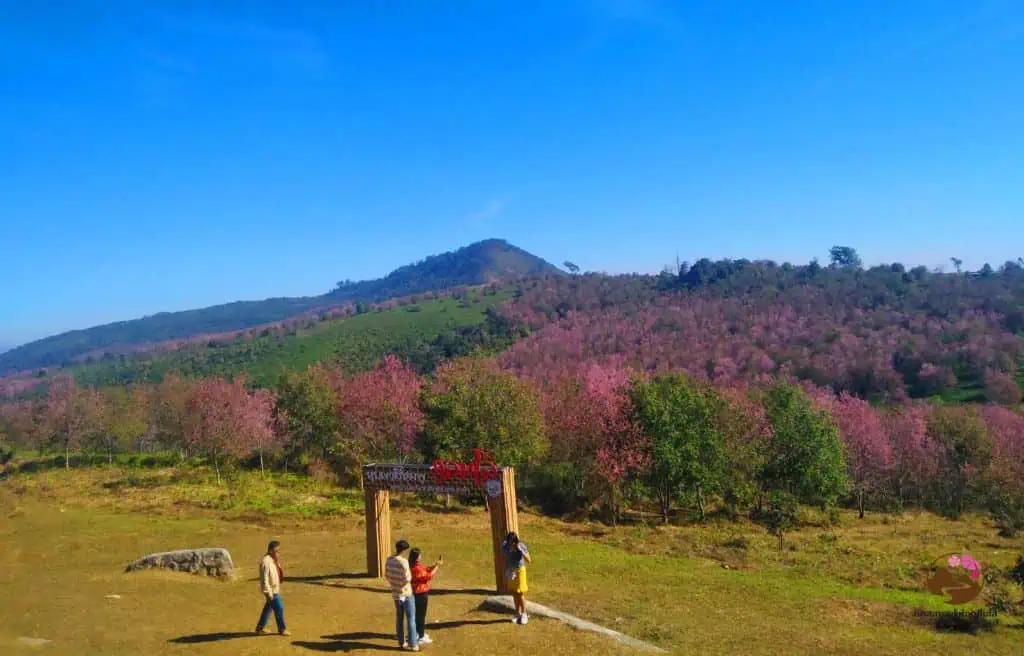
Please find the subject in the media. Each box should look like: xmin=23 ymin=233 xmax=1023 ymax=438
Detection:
xmin=0 ymin=239 xmax=560 ymax=374
xmin=67 ymin=289 xmax=511 ymax=389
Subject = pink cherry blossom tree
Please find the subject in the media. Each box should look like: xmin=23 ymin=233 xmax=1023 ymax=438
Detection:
xmin=43 ymin=376 xmax=104 ymax=469
xmin=827 ymin=392 xmax=893 ymax=518
xmin=542 ymin=360 xmax=648 ymax=522
xmin=186 ymin=376 xmax=275 ymax=483
xmin=884 ymin=404 xmax=936 ymax=509
xmin=340 ymin=355 xmax=424 ymax=463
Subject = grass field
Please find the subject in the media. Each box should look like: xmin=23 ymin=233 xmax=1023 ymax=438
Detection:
xmin=2 ymin=465 xmax=1023 ymax=655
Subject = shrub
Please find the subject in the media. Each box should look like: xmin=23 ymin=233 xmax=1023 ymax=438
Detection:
xmin=991 ymin=500 xmax=1024 ymax=538
xmin=764 ymin=490 xmax=799 ymax=550
xmin=934 ymin=611 xmax=996 ymax=634
xmin=1009 ymin=554 xmax=1024 ymax=588
xmin=307 ymin=458 xmax=338 ymax=486
xmin=519 ymin=462 xmax=586 ymax=516
xmin=722 ymin=535 xmax=749 ymax=550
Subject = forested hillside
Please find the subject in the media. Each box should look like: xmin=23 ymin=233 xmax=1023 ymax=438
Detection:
xmin=502 ymin=253 xmax=1024 ymax=404
xmin=0 ymin=239 xmax=560 ymax=374
xmin=1 ymin=288 xmax=515 ymax=395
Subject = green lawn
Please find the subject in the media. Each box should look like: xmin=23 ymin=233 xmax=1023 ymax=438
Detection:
xmin=2 ymin=464 xmax=1022 ymax=655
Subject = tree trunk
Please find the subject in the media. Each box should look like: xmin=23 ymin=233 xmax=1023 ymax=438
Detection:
xmin=214 ymin=458 xmax=221 ymax=485
xmin=858 ymin=488 xmax=865 ymax=519
xmin=259 ymin=450 xmax=265 ymax=478
xmin=65 ymin=444 xmax=70 ymax=470
xmin=778 ymin=532 xmax=784 ymax=550
xmin=697 ymin=486 xmax=706 ymax=521
xmin=661 ymin=489 xmax=670 ymax=524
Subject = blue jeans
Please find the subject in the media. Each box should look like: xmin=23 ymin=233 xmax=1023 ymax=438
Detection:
xmin=394 ymin=596 xmax=418 ymax=648
xmin=257 ymin=594 xmax=286 ymax=632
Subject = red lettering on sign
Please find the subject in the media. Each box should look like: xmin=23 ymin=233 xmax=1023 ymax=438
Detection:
xmin=431 ymin=449 xmax=500 ymax=488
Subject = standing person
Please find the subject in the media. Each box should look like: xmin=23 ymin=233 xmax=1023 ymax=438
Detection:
xmin=255 ymin=540 xmax=291 ymax=636
xmin=385 ymin=539 xmax=419 ymax=652
xmin=409 ymin=548 xmax=443 ymax=645
xmin=502 ymin=532 xmax=532 ymax=625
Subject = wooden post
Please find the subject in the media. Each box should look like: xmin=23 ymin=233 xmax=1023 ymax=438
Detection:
xmin=365 ymin=486 xmax=391 ymax=578
xmin=489 ymin=468 xmax=519 ymax=594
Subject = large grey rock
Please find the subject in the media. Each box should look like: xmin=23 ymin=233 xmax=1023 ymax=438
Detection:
xmin=125 ymin=548 xmax=234 ymax=579
xmin=481 ymin=595 xmax=666 ymax=653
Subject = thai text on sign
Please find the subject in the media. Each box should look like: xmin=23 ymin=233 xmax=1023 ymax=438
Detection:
xmin=363 ymin=449 xmax=504 ymax=497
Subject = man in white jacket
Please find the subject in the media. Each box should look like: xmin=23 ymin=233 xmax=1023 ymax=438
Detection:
xmin=256 ymin=540 xmax=291 ymax=636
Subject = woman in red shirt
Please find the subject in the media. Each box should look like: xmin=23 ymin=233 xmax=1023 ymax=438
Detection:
xmin=409 ymin=548 xmax=442 ymax=646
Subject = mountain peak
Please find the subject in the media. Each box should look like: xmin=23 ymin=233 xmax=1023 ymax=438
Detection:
xmin=0 ymin=239 xmax=562 ymax=375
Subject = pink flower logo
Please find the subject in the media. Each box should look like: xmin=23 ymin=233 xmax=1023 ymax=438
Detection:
xmin=926 ymin=552 xmax=984 ymax=604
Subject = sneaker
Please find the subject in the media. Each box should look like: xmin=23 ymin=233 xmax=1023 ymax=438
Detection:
xmin=279 ymin=630 xmax=292 ymax=636
xmin=512 ymin=614 xmax=521 ymax=624
xmin=255 ymin=627 xmax=271 ymax=635
xmin=521 ymin=614 xmax=529 ymax=625
xmin=405 ymin=645 xmax=420 ymax=652
xmin=419 ymin=635 xmax=433 ymax=644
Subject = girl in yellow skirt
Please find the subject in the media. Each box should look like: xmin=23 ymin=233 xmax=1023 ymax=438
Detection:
xmin=502 ymin=532 xmax=533 ymax=625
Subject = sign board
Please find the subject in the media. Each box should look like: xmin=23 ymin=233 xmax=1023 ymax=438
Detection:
xmin=363 ymin=449 xmax=505 ymax=498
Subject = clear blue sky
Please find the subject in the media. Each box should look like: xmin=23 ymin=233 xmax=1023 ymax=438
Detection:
xmin=2 ymin=0 xmax=1023 ymax=349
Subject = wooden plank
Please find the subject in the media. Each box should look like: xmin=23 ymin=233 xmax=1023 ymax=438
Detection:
xmin=488 ymin=468 xmax=519 ymax=593
xmin=364 ymin=487 xmax=390 ymax=578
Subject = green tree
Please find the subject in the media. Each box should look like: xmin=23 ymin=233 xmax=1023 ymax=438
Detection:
xmin=629 ymin=374 xmax=729 ymax=522
xmin=927 ymin=406 xmax=991 ymax=518
xmin=97 ymin=386 xmax=149 ymax=463
xmin=765 ymin=491 xmax=799 ymax=550
xmin=829 ymin=246 xmax=862 ymax=269
xmin=759 ymin=384 xmax=848 ymax=509
xmin=419 ymin=358 xmax=547 ymax=468
xmin=274 ymin=365 xmax=342 ymax=464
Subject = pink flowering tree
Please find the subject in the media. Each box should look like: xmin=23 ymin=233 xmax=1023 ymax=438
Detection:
xmin=186 ymin=377 xmax=275 ymax=483
xmin=340 ymin=355 xmax=424 ymax=464
xmin=983 ymin=369 xmax=1023 ymax=406
xmin=542 ymin=361 xmax=648 ymax=522
xmin=884 ymin=404 xmax=936 ymax=509
xmin=248 ymin=387 xmax=282 ymax=477
xmin=980 ymin=405 xmax=1024 ymax=536
xmin=828 ymin=393 xmax=893 ymax=518
xmin=44 ymin=376 xmax=104 ymax=469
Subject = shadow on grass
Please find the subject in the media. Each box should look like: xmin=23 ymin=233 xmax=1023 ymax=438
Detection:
xmin=297 ymin=582 xmax=494 ymax=597
xmin=292 ymin=639 xmax=398 ymax=652
xmin=168 ymin=632 xmax=259 ymax=644
xmin=286 ymin=572 xmax=375 ymax=583
xmin=321 ymin=632 xmax=394 ymax=640
xmin=282 ymin=572 xmax=493 ymax=597
xmin=427 ymin=618 xmax=508 ymax=629
xmin=298 ymin=621 xmax=509 ymax=652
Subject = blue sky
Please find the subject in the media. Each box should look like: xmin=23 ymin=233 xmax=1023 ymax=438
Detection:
xmin=1 ymin=0 xmax=1023 ymax=349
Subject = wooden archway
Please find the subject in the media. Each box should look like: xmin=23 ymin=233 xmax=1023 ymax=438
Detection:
xmin=362 ymin=450 xmax=519 ymax=594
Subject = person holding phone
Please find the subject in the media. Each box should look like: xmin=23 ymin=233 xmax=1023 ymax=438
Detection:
xmin=409 ymin=548 xmax=442 ymax=645
xmin=501 ymin=532 xmax=532 ymax=625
